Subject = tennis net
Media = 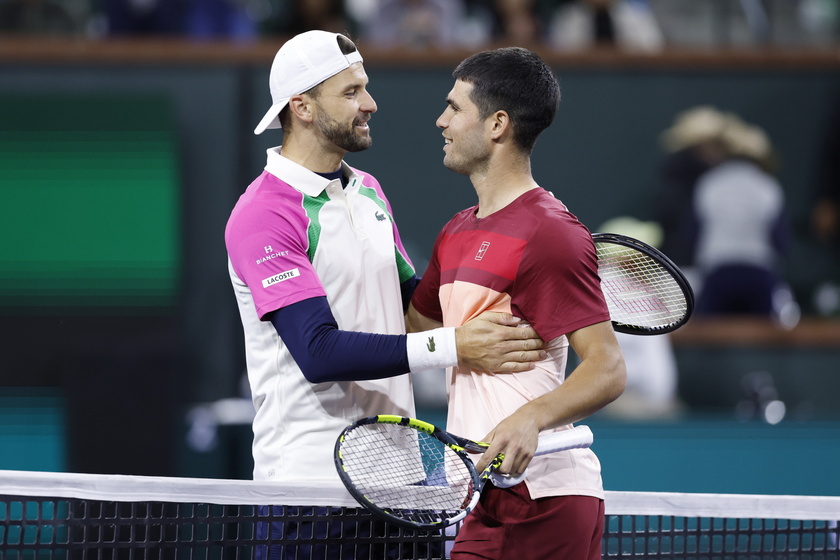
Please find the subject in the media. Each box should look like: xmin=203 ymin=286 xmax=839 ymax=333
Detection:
xmin=1 ymin=469 xmax=839 ymax=559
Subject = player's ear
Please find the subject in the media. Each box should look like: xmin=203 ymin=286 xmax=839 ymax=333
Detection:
xmin=288 ymin=95 xmax=313 ymax=124
xmin=489 ymin=110 xmax=511 ymax=142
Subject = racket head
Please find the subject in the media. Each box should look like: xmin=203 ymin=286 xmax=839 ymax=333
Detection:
xmin=592 ymin=232 xmax=695 ymax=335
xmin=334 ymin=415 xmax=483 ymax=530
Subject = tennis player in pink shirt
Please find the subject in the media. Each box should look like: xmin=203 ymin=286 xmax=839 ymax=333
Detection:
xmin=226 ymin=30 xmax=548 ymax=560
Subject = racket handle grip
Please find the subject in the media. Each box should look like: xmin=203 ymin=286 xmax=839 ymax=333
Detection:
xmin=535 ymin=425 xmax=594 ymax=455
xmin=490 ymin=426 xmax=594 ymax=488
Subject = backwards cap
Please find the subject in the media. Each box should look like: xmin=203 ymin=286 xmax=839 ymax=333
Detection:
xmin=254 ymin=30 xmax=363 ymax=135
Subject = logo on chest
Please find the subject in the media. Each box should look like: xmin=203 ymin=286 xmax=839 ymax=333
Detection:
xmin=475 ymin=241 xmax=491 ymax=261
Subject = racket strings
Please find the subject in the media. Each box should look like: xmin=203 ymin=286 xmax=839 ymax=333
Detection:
xmin=339 ymin=423 xmax=475 ymax=524
xmin=596 ymin=243 xmax=688 ymax=329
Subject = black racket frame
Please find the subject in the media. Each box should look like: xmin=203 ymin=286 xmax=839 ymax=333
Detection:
xmin=592 ymin=232 xmax=695 ymax=335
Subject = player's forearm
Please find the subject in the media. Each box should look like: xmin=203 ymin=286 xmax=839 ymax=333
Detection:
xmin=474 ymin=327 xmax=624 ymax=475
xmin=473 ymin=359 xmax=624 ymax=477
xmin=529 ymin=352 xmax=625 ymax=430
xmin=273 ymin=297 xmax=459 ymax=382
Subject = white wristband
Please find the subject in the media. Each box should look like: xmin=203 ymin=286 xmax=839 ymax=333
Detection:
xmin=406 ymin=327 xmax=458 ymax=372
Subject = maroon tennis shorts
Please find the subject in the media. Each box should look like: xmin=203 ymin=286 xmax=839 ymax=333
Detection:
xmin=450 ymin=483 xmax=604 ymax=560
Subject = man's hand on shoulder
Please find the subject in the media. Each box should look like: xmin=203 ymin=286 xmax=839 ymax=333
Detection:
xmin=455 ymin=311 xmax=546 ymax=372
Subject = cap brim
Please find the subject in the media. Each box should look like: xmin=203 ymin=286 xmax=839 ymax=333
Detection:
xmin=254 ymin=99 xmax=290 ymax=135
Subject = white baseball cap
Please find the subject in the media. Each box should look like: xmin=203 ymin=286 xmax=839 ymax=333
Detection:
xmin=254 ymin=30 xmax=364 ymax=135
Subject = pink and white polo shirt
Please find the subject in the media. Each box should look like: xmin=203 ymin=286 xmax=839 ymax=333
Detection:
xmin=226 ymin=148 xmax=416 ymax=483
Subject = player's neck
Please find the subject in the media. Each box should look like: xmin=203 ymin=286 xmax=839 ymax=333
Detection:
xmin=472 ymin=159 xmax=538 ymax=218
xmin=281 ymin=134 xmax=345 ymax=174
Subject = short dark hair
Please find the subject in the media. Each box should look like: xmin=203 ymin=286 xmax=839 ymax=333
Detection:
xmin=453 ymin=47 xmax=560 ymax=153
xmin=279 ymin=34 xmax=359 ymax=130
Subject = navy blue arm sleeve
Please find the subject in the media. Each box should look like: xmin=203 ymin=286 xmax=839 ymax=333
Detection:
xmin=269 ymin=296 xmax=410 ymax=384
xmin=401 ymin=274 xmax=420 ymax=312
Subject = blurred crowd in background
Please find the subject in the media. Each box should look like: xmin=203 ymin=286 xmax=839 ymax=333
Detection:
xmin=599 ymin=106 xmax=803 ymax=420
xmin=1 ymin=0 xmax=839 ymax=50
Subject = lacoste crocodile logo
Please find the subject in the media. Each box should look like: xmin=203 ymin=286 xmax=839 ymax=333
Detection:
xmin=426 ymin=336 xmax=436 ymax=352
xmin=375 ymin=211 xmax=387 ymax=221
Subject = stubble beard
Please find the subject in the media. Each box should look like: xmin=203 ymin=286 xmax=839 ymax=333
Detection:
xmin=443 ymin=153 xmax=467 ymax=175
xmin=443 ymin=139 xmax=489 ymax=177
xmin=315 ymin=109 xmax=372 ymax=153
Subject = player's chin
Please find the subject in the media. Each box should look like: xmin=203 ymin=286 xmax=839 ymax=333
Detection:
xmin=346 ymin=138 xmax=373 ymax=153
xmin=358 ymin=132 xmax=373 ymax=146
xmin=443 ymin=156 xmax=468 ymax=175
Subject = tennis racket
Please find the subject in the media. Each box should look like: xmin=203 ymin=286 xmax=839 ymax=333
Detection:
xmin=593 ymin=232 xmax=694 ymax=335
xmin=334 ymin=415 xmax=593 ymax=530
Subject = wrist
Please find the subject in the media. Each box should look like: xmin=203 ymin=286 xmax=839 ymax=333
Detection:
xmin=407 ymin=327 xmax=457 ymax=371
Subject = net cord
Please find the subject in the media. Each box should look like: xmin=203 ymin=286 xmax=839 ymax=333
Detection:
xmin=1 ymin=470 xmax=838 ymax=521
xmin=0 ymin=469 xmax=358 ymax=507
xmin=606 ymin=490 xmax=840 ymax=521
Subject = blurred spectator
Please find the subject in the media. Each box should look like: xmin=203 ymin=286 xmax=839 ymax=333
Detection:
xmin=259 ymin=0 xmax=348 ymax=37
xmin=812 ymin=92 xmax=840 ymax=247
xmin=654 ymin=105 xmax=732 ymax=285
xmin=547 ymin=0 xmax=664 ymax=51
xmin=184 ymin=0 xmax=259 ymax=40
xmin=809 ymin=90 xmax=840 ymax=316
xmin=494 ymin=0 xmax=540 ymax=45
xmin=798 ymin=0 xmax=840 ymax=46
xmin=479 ymin=0 xmax=840 ymax=50
xmin=648 ymin=0 xmax=840 ymax=49
xmin=348 ymin=0 xmax=548 ymax=48
xmin=0 ymin=0 xmax=89 ymax=35
xmin=353 ymin=0 xmax=467 ymax=49
xmin=596 ymin=216 xmax=683 ymax=420
xmin=98 ymin=0 xmax=189 ymax=35
xmin=692 ymin=115 xmax=797 ymax=324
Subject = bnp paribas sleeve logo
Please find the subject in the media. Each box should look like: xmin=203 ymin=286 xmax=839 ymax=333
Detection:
xmin=475 ymin=241 xmax=490 ymax=261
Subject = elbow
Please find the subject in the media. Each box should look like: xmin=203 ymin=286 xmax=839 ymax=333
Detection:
xmin=605 ymin=351 xmax=628 ymax=405
xmin=300 ymin=367 xmax=330 ymax=384
xmin=298 ymin=359 xmax=339 ymax=384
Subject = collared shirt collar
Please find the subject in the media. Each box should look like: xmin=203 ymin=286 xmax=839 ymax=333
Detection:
xmin=264 ymin=147 xmax=356 ymax=196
